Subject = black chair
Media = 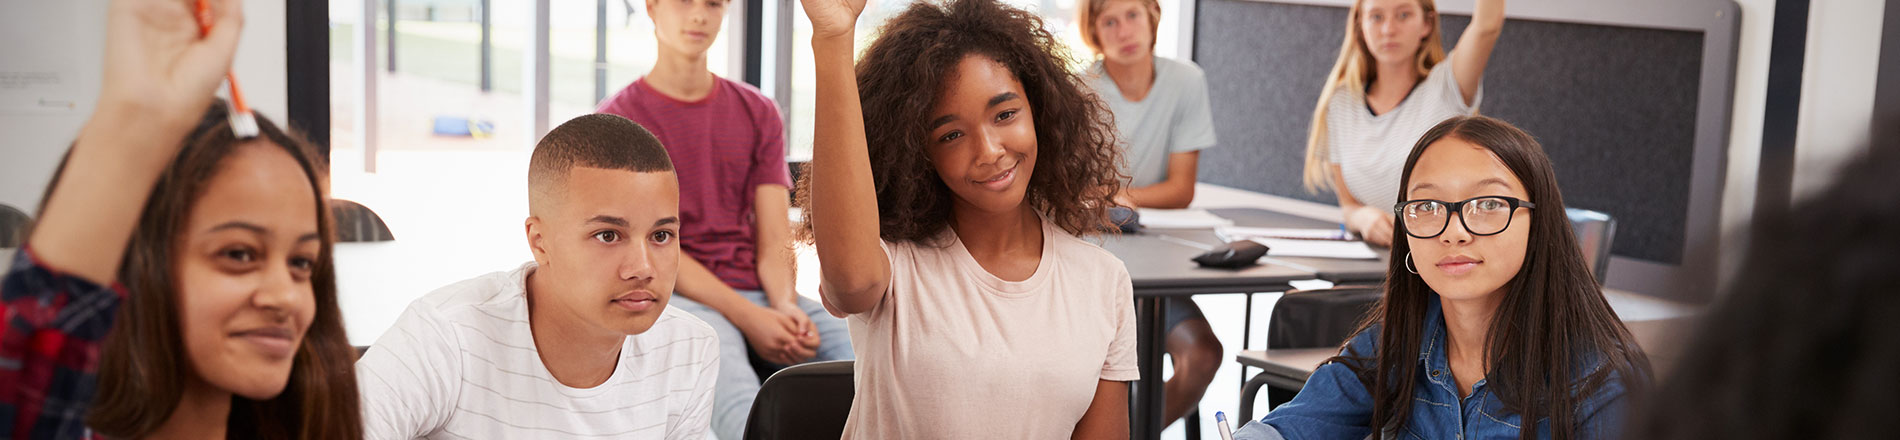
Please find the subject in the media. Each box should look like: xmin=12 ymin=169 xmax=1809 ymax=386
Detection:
xmin=0 ymin=204 xmax=30 ymax=248
xmin=1238 ymin=286 xmax=1382 ymax=419
xmin=1565 ymin=208 xmax=1617 ymax=284
xmin=331 ymin=199 xmax=395 ymax=242
xmin=741 ymin=360 xmax=854 ymax=440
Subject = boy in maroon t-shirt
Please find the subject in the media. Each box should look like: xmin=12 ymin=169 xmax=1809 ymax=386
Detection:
xmin=596 ymin=0 xmax=851 ymax=437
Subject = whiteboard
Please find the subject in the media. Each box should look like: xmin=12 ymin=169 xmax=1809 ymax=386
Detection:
xmin=0 ymin=0 xmax=288 ymax=216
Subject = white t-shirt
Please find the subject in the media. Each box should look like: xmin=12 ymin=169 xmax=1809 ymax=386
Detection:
xmin=1328 ymin=59 xmax=1482 ymax=211
xmin=1087 ymin=57 xmax=1220 ymax=187
xmin=356 ymin=262 xmax=719 ymax=440
xmin=833 ymin=219 xmax=1140 ymax=438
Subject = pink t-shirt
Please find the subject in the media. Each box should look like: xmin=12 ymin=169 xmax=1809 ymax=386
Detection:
xmin=834 ymin=220 xmax=1139 ymax=438
xmin=596 ymin=77 xmax=790 ymax=290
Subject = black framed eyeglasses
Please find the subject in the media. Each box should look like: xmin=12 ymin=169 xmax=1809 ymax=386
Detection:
xmin=1394 ymin=196 xmax=1536 ymax=239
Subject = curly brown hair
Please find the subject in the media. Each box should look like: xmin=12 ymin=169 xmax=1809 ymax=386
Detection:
xmin=794 ymin=0 xmax=1125 ymax=245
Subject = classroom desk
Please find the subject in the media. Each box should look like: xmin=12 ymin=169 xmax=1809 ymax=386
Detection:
xmin=1098 ymin=233 xmax=1315 ymax=440
xmin=1184 ymin=183 xmax=1391 ymax=284
xmin=1101 ymin=184 xmax=1393 ymax=439
xmin=1234 ymin=348 xmax=1336 ymax=420
xmin=1199 ymin=207 xmax=1390 ymax=284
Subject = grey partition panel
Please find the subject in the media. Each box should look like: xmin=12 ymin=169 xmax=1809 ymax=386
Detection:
xmin=1193 ymin=0 xmax=1738 ymax=301
xmin=1192 ymin=2 xmax=1343 ymax=207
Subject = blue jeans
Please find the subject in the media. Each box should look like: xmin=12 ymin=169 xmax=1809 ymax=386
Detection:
xmin=669 ymin=290 xmax=853 ymax=440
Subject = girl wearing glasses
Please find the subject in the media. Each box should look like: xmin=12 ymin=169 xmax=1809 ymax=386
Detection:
xmin=1235 ymin=116 xmax=1650 ymax=440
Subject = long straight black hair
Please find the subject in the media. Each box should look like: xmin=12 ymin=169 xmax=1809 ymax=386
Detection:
xmin=33 ymin=102 xmax=364 ymax=439
xmin=1336 ymin=116 xmax=1651 ymax=439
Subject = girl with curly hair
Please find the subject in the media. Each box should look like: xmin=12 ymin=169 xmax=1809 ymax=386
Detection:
xmin=795 ymin=0 xmax=1135 ymax=436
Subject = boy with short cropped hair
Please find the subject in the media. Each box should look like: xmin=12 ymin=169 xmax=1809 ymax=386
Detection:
xmin=356 ymin=114 xmax=717 ymax=439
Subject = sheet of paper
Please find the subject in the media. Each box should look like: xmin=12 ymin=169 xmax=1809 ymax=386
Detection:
xmin=1217 ymin=226 xmax=1352 ymax=241
xmin=1245 ymin=238 xmax=1380 ymax=260
xmin=1136 ymin=208 xmax=1233 ymax=229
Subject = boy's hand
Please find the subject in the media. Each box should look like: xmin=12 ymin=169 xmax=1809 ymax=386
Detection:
xmin=735 ymin=304 xmax=818 ymax=365
xmin=771 ymin=300 xmax=822 ymax=350
xmin=799 ymin=0 xmax=865 ymax=40
xmin=99 ymin=0 xmax=243 ymax=139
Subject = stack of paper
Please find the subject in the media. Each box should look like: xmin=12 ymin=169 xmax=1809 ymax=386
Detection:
xmin=1243 ymin=238 xmax=1380 ymax=260
xmin=1136 ymin=209 xmax=1234 ymax=229
xmin=1217 ymin=226 xmax=1380 ymax=260
xmin=1215 ymin=226 xmax=1352 ymax=241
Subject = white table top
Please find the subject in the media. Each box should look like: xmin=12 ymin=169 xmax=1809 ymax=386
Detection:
xmin=1189 ymin=183 xmax=1344 ymax=223
xmin=334 ymin=239 xmax=531 ymax=346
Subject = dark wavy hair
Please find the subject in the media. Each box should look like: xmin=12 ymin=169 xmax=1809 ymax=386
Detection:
xmin=1625 ymin=121 xmax=1900 ymax=440
xmin=36 ymin=102 xmax=364 ymax=439
xmin=1336 ymin=116 xmax=1650 ymax=440
xmin=794 ymin=0 xmax=1125 ymax=244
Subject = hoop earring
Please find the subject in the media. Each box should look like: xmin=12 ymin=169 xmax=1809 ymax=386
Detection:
xmin=1404 ymin=252 xmax=1418 ymax=275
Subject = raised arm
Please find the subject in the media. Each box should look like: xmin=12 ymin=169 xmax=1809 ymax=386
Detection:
xmin=1448 ymin=0 xmax=1505 ymax=106
xmin=29 ymin=0 xmax=244 ymax=284
xmin=800 ymin=0 xmax=888 ymax=316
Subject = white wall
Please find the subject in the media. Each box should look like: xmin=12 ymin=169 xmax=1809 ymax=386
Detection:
xmin=1717 ymin=0 xmax=1885 ymax=292
xmin=0 ymin=0 xmax=287 ymax=217
xmin=1715 ymin=0 xmax=1772 ymax=292
xmin=1791 ymin=0 xmax=1883 ymax=201
xmin=0 ymin=1 xmax=106 ymax=216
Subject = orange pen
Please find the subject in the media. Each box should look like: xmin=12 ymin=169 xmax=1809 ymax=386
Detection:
xmin=195 ymin=0 xmax=257 ymax=138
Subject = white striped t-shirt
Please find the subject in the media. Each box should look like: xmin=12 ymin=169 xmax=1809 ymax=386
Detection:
xmin=1327 ymin=59 xmax=1482 ymax=211
xmin=357 ymin=262 xmax=719 ymax=440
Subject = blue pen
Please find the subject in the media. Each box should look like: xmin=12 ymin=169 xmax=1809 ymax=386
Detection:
xmin=1216 ymin=411 xmax=1237 ymax=440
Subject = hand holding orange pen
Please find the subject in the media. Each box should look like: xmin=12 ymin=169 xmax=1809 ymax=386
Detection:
xmin=194 ymin=0 xmax=257 ymax=138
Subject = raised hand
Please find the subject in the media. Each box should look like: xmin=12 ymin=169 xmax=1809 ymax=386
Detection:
xmin=101 ymin=0 xmax=244 ymax=137
xmin=29 ymin=0 xmax=244 ymax=284
xmin=798 ymin=0 xmax=866 ymax=40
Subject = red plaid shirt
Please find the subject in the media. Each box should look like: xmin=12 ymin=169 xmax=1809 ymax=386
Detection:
xmin=1 ymin=247 xmax=121 ymax=440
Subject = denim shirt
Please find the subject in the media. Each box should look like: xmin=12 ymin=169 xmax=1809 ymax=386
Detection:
xmin=1235 ymin=299 xmax=1631 ymax=440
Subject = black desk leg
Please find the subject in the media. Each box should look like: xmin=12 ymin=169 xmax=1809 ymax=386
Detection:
xmin=1133 ymin=296 xmax=1168 ymax=440
xmin=1240 ymin=292 xmax=1253 ymax=392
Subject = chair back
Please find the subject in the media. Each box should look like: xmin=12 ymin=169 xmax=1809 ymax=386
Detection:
xmin=0 ymin=204 xmax=31 ymax=248
xmin=1566 ymin=208 xmax=1617 ymax=284
xmin=332 ymin=199 xmax=395 ymax=242
xmin=742 ymin=360 xmax=855 ymax=440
